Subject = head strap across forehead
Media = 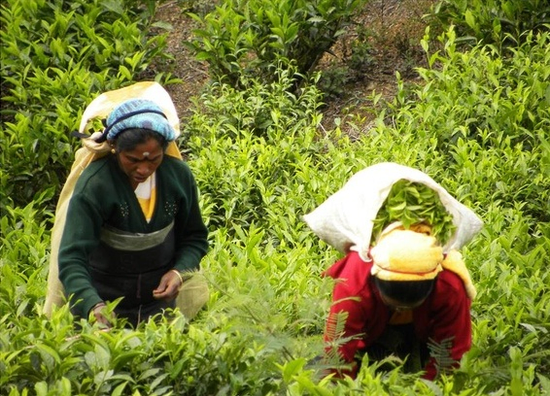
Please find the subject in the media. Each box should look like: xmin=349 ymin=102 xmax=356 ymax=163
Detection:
xmin=97 ymin=109 xmax=167 ymax=143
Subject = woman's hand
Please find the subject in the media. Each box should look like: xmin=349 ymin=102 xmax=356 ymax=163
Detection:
xmin=153 ymin=269 xmax=183 ymax=301
xmin=92 ymin=302 xmax=113 ymax=328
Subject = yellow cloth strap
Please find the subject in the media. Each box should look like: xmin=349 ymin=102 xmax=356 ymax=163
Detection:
xmin=441 ymin=250 xmax=477 ymax=300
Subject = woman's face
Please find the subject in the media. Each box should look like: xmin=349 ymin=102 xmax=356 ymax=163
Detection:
xmin=116 ymin=138 xmax=164 ymax=187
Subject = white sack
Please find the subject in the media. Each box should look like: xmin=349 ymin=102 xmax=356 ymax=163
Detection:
xmin=303 ymin=162 xmax=483 ymax=260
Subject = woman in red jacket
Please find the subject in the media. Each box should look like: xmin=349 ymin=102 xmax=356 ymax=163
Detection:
xmin=323 ymin=224 xmax=475 ymax=380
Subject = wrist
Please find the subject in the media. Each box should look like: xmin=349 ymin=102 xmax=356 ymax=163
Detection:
xmin=92 ymin=301 xmax=106 ymax=311
xmin=170 ymin=269 xmax=184 ymax=285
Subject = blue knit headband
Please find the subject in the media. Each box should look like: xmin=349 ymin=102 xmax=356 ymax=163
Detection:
xmin=101 ymin=99 xmax=176 ymax=142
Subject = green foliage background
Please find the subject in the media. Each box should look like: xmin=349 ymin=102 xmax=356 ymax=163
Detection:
xmin=1 ymin=0 xmax=549 ymax=395
xmin=184 ymin=0 xmax=367 ymax=88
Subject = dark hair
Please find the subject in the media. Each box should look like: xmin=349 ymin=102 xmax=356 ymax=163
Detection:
xmin=113 ymin=128 xmax=168 ymax=152
xmin=373 ymin=277 xmax=435 ymax=305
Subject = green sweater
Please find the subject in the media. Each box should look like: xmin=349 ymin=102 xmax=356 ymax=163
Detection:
xmin=58 ymin=154 xmax=208 ymax=317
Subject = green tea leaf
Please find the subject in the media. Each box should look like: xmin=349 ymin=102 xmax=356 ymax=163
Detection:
xmin=372 ymin=180 xmax=456 ymax=245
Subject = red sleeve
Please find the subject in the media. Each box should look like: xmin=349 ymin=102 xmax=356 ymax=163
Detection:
xmin=323 ymin=252 xmax=385 ymax=378
xmin=325 ymin=279 xmax=369 ymax=362
xmin=420 ymin=271 xmax=472 ymax=380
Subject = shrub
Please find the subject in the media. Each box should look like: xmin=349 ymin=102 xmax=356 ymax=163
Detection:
xmin=0 ymin=194 xmax=54 ymax=318
xmin=183 ymin=63 xmax=334 ymax=239
xmin=1 ymin=3 xmax=550 ymax=394
xmin=429 ymin=0 xmax=550 ymax=50
xmin=391 ymin=28 xmax=550 ymax=225
xmin=184 ymin=0 xmax=368 ymax=88
xmin=0 ymin=0 xmax=172 ymax=210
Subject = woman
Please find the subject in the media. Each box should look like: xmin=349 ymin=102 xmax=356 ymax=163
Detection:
xmin=323 ymin=224 xmax=475 ymax=380
xmin=57 ymin=98 xmax=208 ymax=327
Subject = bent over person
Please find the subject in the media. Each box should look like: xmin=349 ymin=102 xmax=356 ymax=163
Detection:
xmin=56 ymin=97 xmax=208 ymax=327
xmin=323 ymin=224 xmax=474 ymax=380
xmin=303 ymin=162 xmax=483 ymax=380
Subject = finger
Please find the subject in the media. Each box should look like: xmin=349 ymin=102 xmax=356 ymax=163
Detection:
xmin=153 ymin=282 xmax=179 ymax=300
xmin=153 ymin=277 xmax=170 ymax=294
xmin=159 ymin=277 xmax=169 ymax=290
xmin=153 ymin=285 xmax=166 ymax=294
xmin=153 ymin=287 xmax=176 ymax=299
xmin=153 ymin=281 xmax=170 ymax=295
xmin=94 ymin=311 xmax=112 ymax=327
xmin=154 ymin=270 xmax=181 ymax=292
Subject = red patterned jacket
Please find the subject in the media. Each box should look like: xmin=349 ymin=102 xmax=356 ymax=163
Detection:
xmin=324 ymin=251 xmax=472 ymax=380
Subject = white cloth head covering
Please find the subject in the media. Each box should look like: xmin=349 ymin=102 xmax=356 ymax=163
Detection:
xmin=102 ymin=98 xmax=176 ymax=142
xmin=370 ymin=225 xmax=444 ymax=281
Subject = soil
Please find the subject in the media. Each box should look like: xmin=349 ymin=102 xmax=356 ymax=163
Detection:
xmin=152 ymin=0 xmax=438 ymax=135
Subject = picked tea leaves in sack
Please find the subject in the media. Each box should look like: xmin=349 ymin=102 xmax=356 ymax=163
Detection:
xmin=303 ymin=162 xmax=483 ymax=262
xmin=371 ymin=180 xmax=456 ymax=245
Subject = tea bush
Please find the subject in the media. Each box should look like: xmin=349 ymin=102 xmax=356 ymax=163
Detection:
xmin=1 ymin=2 xmax=550 ymax=395
xmin=183 ymin=64 xmax=332 ymax=236
xmin=430 ymin=0 xmax=550 ymax=50
xmin=184 ymin=0 xmax=368 ymax=88
xmin=0 ymin=194 xmax=54 ymax=319
xmin=394 ymin=28 xmax=550 ymax=225
xmin=181 ymin=27 xmax=549 ymax=394
xmin=0 ymin=0 xmax=173 ymax=212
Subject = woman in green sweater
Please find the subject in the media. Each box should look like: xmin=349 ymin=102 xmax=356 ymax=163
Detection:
xmin=58 ymin=98 xmax=208 ymax=327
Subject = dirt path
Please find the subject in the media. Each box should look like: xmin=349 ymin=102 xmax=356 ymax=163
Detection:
xmin=151 ymin=0 xmax=437 ymax=132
